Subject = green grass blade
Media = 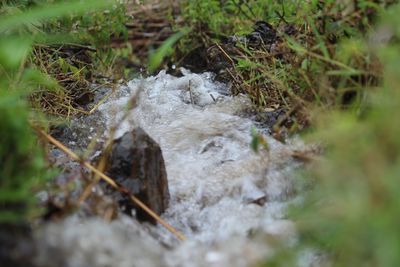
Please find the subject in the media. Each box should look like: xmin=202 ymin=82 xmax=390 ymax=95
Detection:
xmin=148 ymin=28 xmax=189 ymax=72
xmin=0 ymin=0 xmax=112 ymax=32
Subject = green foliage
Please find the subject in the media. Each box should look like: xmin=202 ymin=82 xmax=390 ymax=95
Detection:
xmin=1 ymin=0 xmax=129 ymax=117
xmin=178 ymin=0 xmax=275 ymax=52
xmin=181 ymin=0 xmax=299 ymax=35
xmin=0 ymin=90 xmax=49 ymax=222
xmin=42 ymin=2 xmax=128 ymax=47
xmin=263 ymin=3 xmax=400 ymax=266
xmin=0 ymin=0 xmax=113 ymax=222
xmin=250 ymin=126 xmax=269 ymax=153
xmin=296 ymin=71 xmax=400 ymax=266
xmin=1 ymin=0 xmax=126 ymax=46
xmin=175 ymin=0 xmax=397 ymax=139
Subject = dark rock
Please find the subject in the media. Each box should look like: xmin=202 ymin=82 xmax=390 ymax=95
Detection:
xmin=106 ymin=128 xmax=169 ymax=224
xmin=179 ymin=46 xmax=209 ymax=74
xmin=248 ymin=196 xmax=267 ymax=206
xmin=246 ymin=31 xmax=265 ymax=48
xmin=226 ymin=21 xmax=278 ymax=49
xmin=0 ymin=223 xmax=36 ymax=267
xmin=250 ymin=21 xmax=277 ymax=45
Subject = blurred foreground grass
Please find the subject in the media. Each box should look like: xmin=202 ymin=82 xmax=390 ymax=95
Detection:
xmin=263 ymin=3 xmax=400 ymax=266
xmin=0 ymin=0 xmax=114 ymax=222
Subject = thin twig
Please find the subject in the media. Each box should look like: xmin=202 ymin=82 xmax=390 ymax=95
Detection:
xmin=215 ymin=43 xmax=235 ymax=66
xmin=188 ymin=80 xmax=194 ymax=105
xmin=35 ymin=43 xmax=97 ymax=52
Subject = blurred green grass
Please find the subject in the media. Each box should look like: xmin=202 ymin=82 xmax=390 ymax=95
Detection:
xmin=264 ymin=3 xmax=400 ymax=266
xmin=0 ymin=0 xmax=114 ymax=223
